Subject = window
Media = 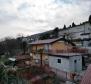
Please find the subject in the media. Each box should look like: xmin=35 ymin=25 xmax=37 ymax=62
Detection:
xmin=74 ymin=60 xmax=77 ymax=63
xmin=57 ymin=59 xmax=61 ymax=63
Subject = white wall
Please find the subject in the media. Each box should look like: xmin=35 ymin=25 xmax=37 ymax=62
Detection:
xmin=59 ymin=23 xmax=91 ymax=40
xmin=69 ymin=56 xmax=82 ymax=73
xmin=48 ymin=56 xmax=70 ymax=72
xmin=48 ymin=55 xmax=82 ymax=73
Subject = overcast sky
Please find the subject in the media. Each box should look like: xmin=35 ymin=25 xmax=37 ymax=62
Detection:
xmin=0 ymin=0 xmax=91 ymax=39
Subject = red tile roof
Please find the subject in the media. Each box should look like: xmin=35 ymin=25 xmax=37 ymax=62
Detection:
xmin=80 ymin=64 xmax=91 ymax=84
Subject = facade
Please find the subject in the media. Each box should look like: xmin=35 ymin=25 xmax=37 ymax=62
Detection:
xmin=47 ymin=49 xmax=87 ymax=83
xmin=48 ymin=53 xmax=82 ymax=73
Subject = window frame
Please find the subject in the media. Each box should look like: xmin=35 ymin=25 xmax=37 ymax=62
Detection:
xmin=57 ymin=59 xmax=61 ymax=63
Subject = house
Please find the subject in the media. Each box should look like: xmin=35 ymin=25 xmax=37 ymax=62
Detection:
xmin=28 ymin=37 xmax=88 ymax=83
xmin=48 ymin=53 xmax=82 ymax=73
xmin=59 ymin=21 xmax=91 ymax=47
xmin=47 ymin=46 xmax=87 ymax=83
xmin=28 ymin=37 xmax=75 ymax=66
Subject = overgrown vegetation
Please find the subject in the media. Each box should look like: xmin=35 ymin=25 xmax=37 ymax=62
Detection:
xmin=0 ymin=36 xmax=28 ymax=57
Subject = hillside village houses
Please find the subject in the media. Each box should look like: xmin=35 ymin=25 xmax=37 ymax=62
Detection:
xmin=2 ymin=16 xmax=90 ymax=84
xmin=21 ymin=15 xmax=91 ymax=84
xmin=28 ymin=37 xmax=88 ymax=83
xmin=27 ymin=21 xmax=91 ymax=51
xmin=59 ymin=21 xmax=91 ymax=48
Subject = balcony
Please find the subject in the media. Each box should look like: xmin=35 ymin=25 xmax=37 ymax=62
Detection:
xmin=31 ymin=48 xmax=88 ymax=55
xmin=48 ymin=48 xmax=88 ymax=54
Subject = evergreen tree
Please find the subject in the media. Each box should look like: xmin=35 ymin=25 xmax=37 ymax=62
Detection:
xmin=39 ymin=33 xmax=50 ymax=40
xmin=89 ymin=15 xmax=91 ymax=24
xmin=72 ymin=22 xmax=76 ymax=27
xmin=63 ymin=25 xmax=66 ymax=29
xmin=22 ymin=41 xmax=27 ymax=54
xmin=53 ymin=27 xmax=59 ymax=38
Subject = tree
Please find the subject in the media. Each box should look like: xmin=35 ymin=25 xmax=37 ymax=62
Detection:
xmin=0 ymin=36 xmax=24 ymax=57
xmin=72 ymin=22 xmax=76 ymax=27
xmin=4 ymin=37 xmax=20 ymax=56
xmin=0 ymin=42 xmax=5 ymax=55
xmin=22 ymin=41 xmax=27 ymax=55
xmin=39 ymin=33 xmax=50 ymax=40
xmin=89 ymin=15 xmax=91 ymax=24
xmin=52 ymin=27 xmax=59 ymax=38
xmin=63 ymin=25 xmax=66 ymax=29
xmin=68 ymin=25 xmax=71 ymax=28
xmin=0 ymin=65 xmax=7 ymax=84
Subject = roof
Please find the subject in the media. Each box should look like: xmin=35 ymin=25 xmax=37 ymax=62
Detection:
xmin=29 ymin=38 xmax=57 ymax=45
xmin=80 ymin=64 xmax=91 ymax=84
xmin=29 ymin=37 xmax=75 ymax=46
xmin=48 ymin=53 xmax=81 ymax=58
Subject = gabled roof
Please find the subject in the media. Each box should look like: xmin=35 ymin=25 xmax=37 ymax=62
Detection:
xmin=80 ymin=64 xmax=91 ymax=84
xmin=29 ymin=37 xmax=75 ymax=46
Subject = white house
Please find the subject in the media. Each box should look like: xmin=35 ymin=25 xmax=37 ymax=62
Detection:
xmin=59 ymin=21 xmax=91 ymax=47
xmin=48 ymin=53 xmax=84 ymax=84
xmin=48 ymin=53 xmax=82 ymax=73
xmin=59 ymin=22 xmax=91 ymax=39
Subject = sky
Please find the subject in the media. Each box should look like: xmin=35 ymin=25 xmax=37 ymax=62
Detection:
xmin=0 ymin=0 xmax=91 ymax=39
